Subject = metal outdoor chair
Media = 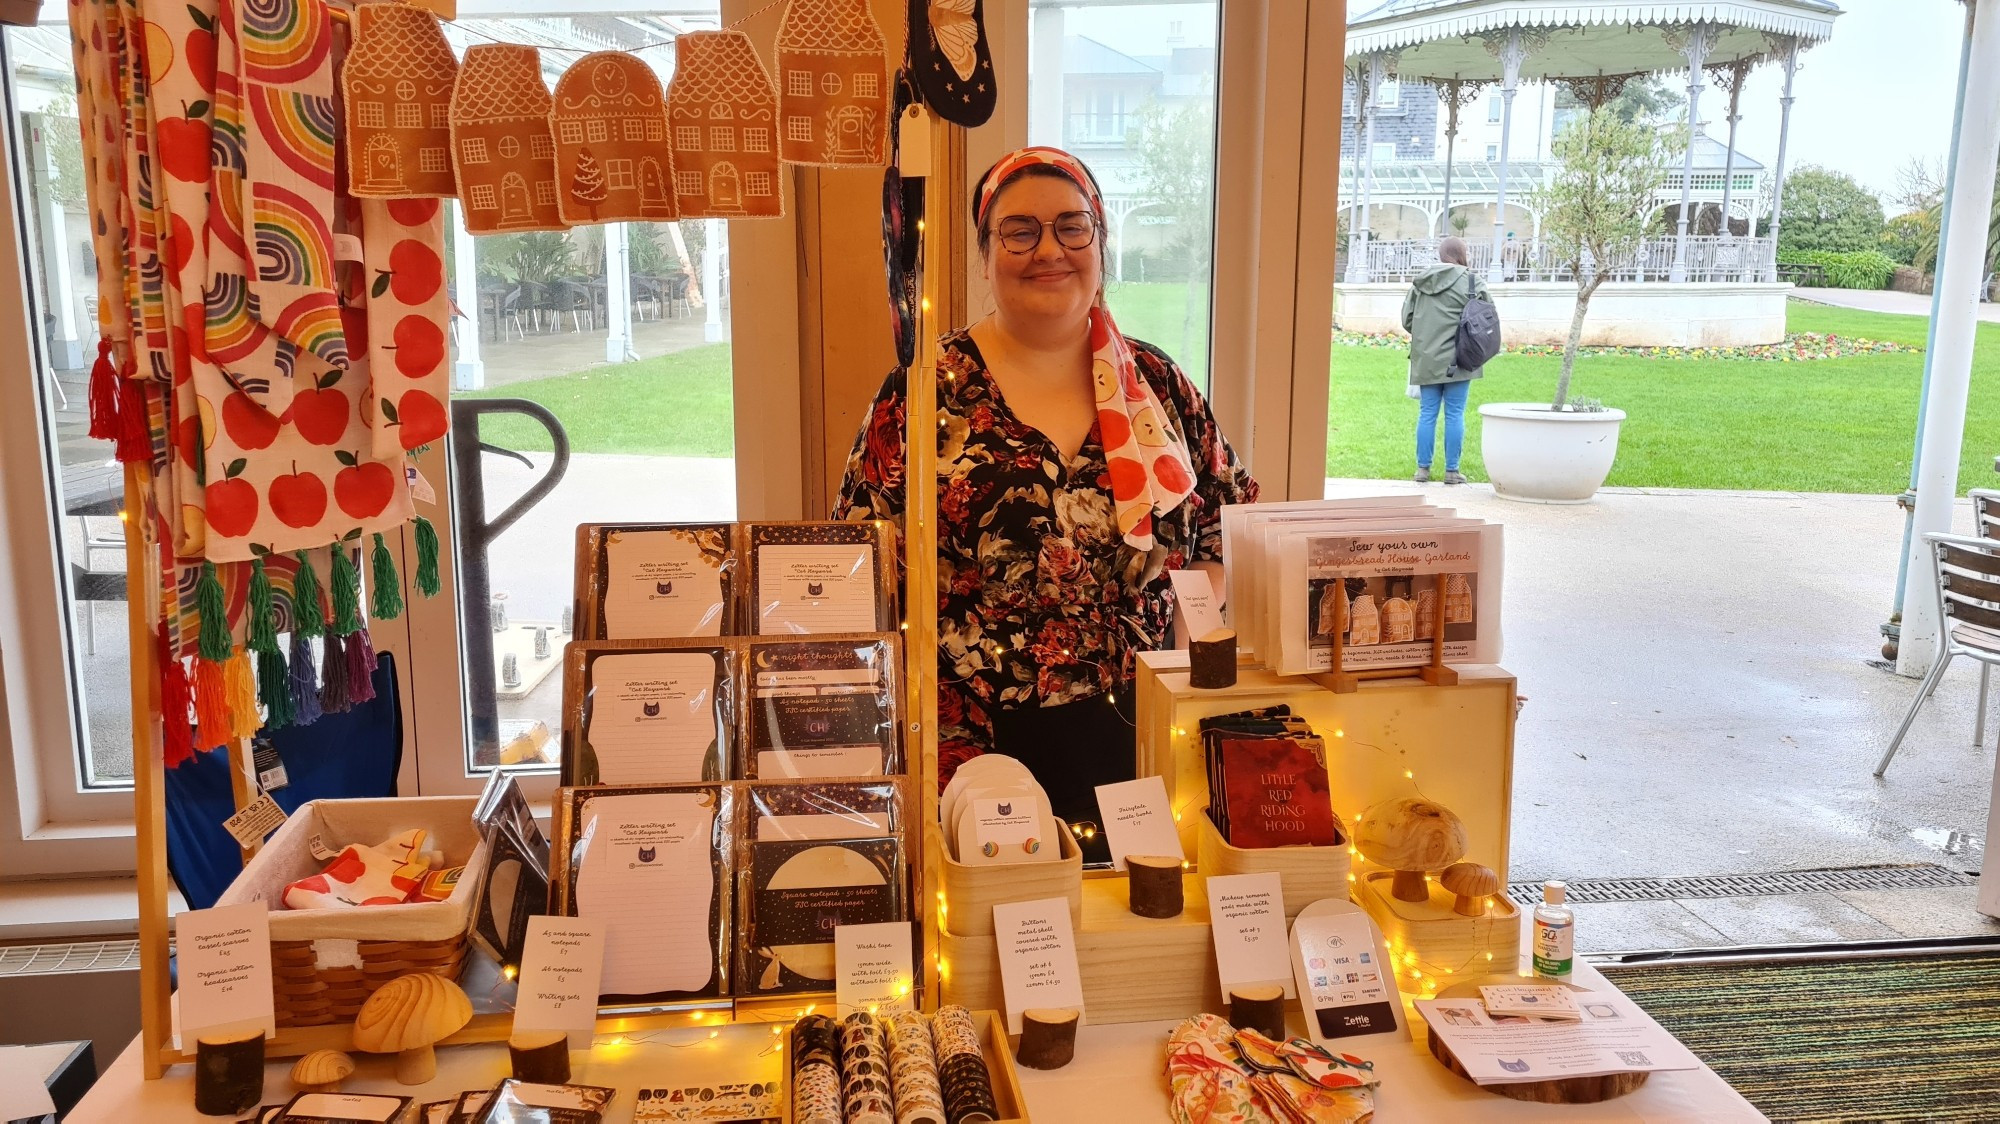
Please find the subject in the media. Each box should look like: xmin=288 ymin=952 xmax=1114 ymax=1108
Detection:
xmin=1875 ymin=527 xmax=2000 ymax=775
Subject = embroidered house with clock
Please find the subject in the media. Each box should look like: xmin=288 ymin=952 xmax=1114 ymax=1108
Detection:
xmin=775 ymin=0 xmax=889 ymax=166
xmin=552 ymin=51 xmax=677 ymax=225
xmin=344 ymin=1 xmax=460 ymax=198
xmin=666 ymin=30 xmax=785 ymax=219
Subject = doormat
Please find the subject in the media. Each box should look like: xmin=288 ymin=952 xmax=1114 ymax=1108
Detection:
xmin=1599 ymin=952 xmax=2000 ymax=1123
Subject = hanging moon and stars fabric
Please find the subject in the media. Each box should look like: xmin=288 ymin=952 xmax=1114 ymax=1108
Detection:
xmin=907 ymin=0 xmax=993 ymax=127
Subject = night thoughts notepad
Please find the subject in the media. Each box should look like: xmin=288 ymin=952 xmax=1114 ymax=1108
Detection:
xmin=744 ymin=636 xmax=898 ymax=778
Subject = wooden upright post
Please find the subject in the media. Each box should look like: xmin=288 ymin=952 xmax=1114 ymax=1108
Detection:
xmin=124 ymin=463 xmax=174 ymax=1079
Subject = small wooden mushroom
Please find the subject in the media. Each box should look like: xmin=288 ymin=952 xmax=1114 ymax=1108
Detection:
xmin=1440 ymin=862 xmax=1500 ymax=917
xmin=1354 ymin=798 xmax=1469 ymax=904
xmin=351 ymin=972 xmax=474 ymax=1085
xmin=290 ymin=1048 xmax=356 ymax=1094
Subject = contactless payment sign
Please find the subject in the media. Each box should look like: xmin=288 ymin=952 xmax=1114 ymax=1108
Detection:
xmin=1290 ymin=899 xmax=1403 ymax=1043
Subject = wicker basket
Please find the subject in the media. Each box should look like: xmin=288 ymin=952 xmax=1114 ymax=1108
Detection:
xmin=214 ymin=796 xmax=489 ymax=1028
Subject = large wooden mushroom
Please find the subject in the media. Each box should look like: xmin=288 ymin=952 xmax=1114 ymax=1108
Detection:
xmin=1354 ymin=797 xmax=1468 ymax=904
xmin=351 ymin=972 xmax=473 ymax=1085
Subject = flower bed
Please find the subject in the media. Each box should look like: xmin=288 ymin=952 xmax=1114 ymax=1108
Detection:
xmin=1332 ymin=330 xmax=1921 ymax=362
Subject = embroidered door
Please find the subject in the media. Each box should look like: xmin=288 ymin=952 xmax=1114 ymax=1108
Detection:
xmin=500 ymin=173 xmax=534 ymax=226
xmin=711 ymin=162 xmax=742 ymax=211
xmin=364 ymin=134 xmax=404 ymax=192
xmin=639 ymin=158 xmax=670 ymax=216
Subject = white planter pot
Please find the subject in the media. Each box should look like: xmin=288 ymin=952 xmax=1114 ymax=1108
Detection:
xmin=1477 ymin=403 xmax=1627 ymax=504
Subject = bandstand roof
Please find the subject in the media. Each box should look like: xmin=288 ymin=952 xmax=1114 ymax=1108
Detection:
xmin=1347 ymin=0 xmax=1840 ymax=80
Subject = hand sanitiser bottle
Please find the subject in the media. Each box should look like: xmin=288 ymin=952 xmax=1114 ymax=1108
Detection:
xmin=1533 ymin=880 xmax=1574 ymax=981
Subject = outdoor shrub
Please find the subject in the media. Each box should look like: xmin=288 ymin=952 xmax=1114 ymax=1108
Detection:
xmin=1778 ymin=249 xmax=1897 ymax=291
xmin=1777 ymin=166 xmax=1887 ymax=255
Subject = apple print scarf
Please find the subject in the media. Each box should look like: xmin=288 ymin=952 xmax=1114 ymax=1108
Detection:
xmin=973 ymin=146 xmax=1196 ymax=551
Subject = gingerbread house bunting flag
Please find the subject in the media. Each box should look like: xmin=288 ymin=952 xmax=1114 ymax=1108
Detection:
xmin=666 ymin=31 xmax=784 ymax=220
xmin=344 ymin=0 xmax=461 ymax=198
xmin=551 ymin=52 xmax=677 ymax=226
xmin=451 ymin=45 xmax=569 ymax=233
xmin=776 ymin=0 xmax=889 ymax=167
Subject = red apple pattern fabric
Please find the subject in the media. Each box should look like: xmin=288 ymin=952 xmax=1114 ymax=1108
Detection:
xmin=359 ymin=197 xmax=452 ymax=459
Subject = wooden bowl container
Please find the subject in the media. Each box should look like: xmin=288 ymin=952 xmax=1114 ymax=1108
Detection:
xmin=938 ymin=820 xmax=1082 ymax=937
xmin=1193 ymin=810 xmax=1349 ymax=920
xmin=1425 ymin=976 xmax=1648 ymax=1104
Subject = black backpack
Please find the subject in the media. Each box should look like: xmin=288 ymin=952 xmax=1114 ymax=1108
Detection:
xmin=1454 ymin=275 xmax=1502 ymax=373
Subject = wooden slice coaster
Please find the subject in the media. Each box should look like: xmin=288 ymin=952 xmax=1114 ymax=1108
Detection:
xmin=1425 ymin=976 xmax=1648 ymax=1104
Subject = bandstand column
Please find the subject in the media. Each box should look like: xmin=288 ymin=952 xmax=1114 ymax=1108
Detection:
xmin=1762 ymin=36 xmax=1803 ymax=282
xmin=1486 ymin=30 xmax=1527 ymax=283
xmin=1716 ymin=60 xmax=1749 ymax=246
xmin=1346 ymin=54 xmax=1385 ymax=283
xmin=1669 ymin=23 xmax=1718 ymax=283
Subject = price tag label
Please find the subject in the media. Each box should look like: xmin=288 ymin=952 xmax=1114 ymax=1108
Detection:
xmin=222 ymin=794 xmax=288 ymax=849
xmin=991 ymin=897 xmax=1085 ymax=1036
xmin=836 ymin=921 xmax=914 ymax=1016
xmin=176 ymin=902 xmax=276 ymax=1042
xmin=512 ymin=918 xmax=605 ymax=1049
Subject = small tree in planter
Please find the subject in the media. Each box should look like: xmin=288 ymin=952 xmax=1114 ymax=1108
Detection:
xmin=1532 ymin=106 xmax=1675 ymax=409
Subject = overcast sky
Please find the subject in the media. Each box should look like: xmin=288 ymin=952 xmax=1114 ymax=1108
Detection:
xmin=1060 ymin=0 xmax=1967 ymax=211
xmin=1733 ymin=0 xmax=1965 ymax=208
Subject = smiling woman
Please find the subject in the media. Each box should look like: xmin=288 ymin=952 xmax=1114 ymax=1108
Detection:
xmin=832 ymin=146 xmax=1257 ymax=862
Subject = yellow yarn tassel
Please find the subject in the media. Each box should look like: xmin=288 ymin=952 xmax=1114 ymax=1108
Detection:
xmin=224 ymin=648 xmax=261 ymax=740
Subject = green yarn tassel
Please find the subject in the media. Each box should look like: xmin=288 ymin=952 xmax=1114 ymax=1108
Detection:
xmin=370 ymin=532 xmax=404 ymax=621
xmin=292 ymin=549 xmax=325 ymax=638
xmin=329 ymin=543 xmax=363 ymax=636
xmin=247 ymin=558 xmax=279 ymax=655
xmin=413 ymin=516 xmax=441 ymax=598
xmin=196 ymin=562 xmax=232 ymax=663
xmin=257 ymin=647 xmax=294 ymax=729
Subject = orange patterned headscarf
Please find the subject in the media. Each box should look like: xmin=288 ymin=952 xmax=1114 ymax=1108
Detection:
xmin=974 ymin=147 xmax=1196 ymax=551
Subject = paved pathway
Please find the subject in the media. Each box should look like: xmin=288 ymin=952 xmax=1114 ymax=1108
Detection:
xmin=1795 ymin=286 xmax=2000 ymax=322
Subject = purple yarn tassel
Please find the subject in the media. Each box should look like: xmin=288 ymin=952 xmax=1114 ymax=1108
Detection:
xmin=346 ymin=627 xmax=378 ymax=705
xmin=289 ymin=629 xmax=323 ymax=727
xmin=319 ymin=631 xmax=352 ymax=715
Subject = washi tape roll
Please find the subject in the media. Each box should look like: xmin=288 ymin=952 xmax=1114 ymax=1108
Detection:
xmin=929 ymin=1006 xmax=981 ymax=1060
xmin=795 ymin=1059 xmax=842 ymax=1124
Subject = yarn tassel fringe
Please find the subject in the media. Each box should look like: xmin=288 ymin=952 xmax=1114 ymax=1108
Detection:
xmin=346 ymin=626 xmax=378 ymax=705
xmin=288 ymin=628 xmax=323 ymax=727
xmin=257 ymin=647 xmax=294 ymax=730
xmin=192 ymin=657 xmax=231 ymax=751
xmin=224 ymin=648 xmax=260 ymax=741
xmin=292 ymin=549 xmax=326 ymax=638
xmin=369 ymin=533 xmax=404 ymax=621
xmin=86 ymin=339 xmax=119 ymax=441
xmin=158 ymin=634 xmax=195 ymax=769
xmin=413 ymin=516 xmax=440 ymax=598
xmin=196 ymin=562 xmax=232 ymax=663
xmin=329 ymin=544 xmax=363 ymax=636
xmin=114 ymin=377 xmax=150 ymax=465
xmin=319 ymin=631 xmax=352 ymax=715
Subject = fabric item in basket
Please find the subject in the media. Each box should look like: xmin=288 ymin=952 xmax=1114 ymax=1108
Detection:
xmin=407 ymin=865 xmax=464 ymax=903
xmin=284 ymin=828 xmax=432 ymax=909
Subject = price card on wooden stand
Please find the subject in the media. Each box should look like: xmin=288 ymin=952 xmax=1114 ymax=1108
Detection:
xmin=991 ymin=898 xmax=1085 ymax=1036
xmin=513 ymin=918 xmax=606 ymax=1049
xmin=835 ymin=921 xmax=915 ymax=1016
xmin=175 ymin=902 xmax=276 ymax=1042
xmin=1206 ymin=872 xmax=1294 ymax=998
xmin=1095 ymin=776 xmax=1184 ymax=872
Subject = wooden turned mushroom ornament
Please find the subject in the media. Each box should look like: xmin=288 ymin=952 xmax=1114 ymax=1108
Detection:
xmin=290 ymin=1049 xmax=356 ymax=1094
xmin=351 ymin=972 xmax=474 ymax=1085
xmin=1440 ymin=862 xmax=1500 ymax=917
xmin=1354 ymin=797 xmax=1468 ymax=904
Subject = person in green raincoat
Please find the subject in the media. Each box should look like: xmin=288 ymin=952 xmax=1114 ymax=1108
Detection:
xmin=1400 ymin=236 xmax=1487 ymax=484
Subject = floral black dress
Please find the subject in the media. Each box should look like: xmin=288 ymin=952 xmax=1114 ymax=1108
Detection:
xmin=833 ymin=329 xmax=1258 ymax=787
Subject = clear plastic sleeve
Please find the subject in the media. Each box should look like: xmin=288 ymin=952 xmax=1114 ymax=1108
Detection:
xmin=735 ymin=779 xmax=911 ymax=996
xmin=573 ymin=522 xmax=739 ymax=642
xmin=560 ymin=641 xmax=741 ymax=787
xmin=470 ymin=1080 xmax=616 ymax=1124
xmin=739 ymin=632 xmax=903 ymax=780
xmin=743 ymin=521 xmax=898 ymax=635
xmin=551 ymin=783 xmax=735 ymax=1003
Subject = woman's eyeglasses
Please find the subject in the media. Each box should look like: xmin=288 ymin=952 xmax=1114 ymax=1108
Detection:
xmin=992 ymin=211 xmax=1098 ymax=254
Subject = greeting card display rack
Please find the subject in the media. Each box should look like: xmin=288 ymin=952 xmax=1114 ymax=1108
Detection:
xmin=1312 ymin=572 xmax=1459 ymax=694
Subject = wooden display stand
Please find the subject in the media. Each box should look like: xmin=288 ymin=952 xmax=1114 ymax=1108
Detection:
xmin=1134 ymin=652 xmax=1517 ymax=872
xmin=1311 ymin=572 xmax=1458 ymax=694
xmin=1352 ymin=872 xmax=1521 ymax=982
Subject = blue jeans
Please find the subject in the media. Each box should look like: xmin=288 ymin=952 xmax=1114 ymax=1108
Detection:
xmin=1416 ymin=380 xmax=1471 ymax=471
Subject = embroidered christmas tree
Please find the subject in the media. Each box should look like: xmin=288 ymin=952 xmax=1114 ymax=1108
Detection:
xmin=571 ymin=147 xmax=608 ymax=218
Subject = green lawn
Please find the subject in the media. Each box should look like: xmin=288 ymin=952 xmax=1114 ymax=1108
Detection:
xmin=456 ymin=294 xmax=2000 ymax=497
xmin=1330 ymin=300 xmax=2000 ymax=494
xmin=461 ymin=343 xmax=736 ymax=457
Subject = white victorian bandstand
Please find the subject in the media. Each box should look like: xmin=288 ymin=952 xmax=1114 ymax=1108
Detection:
xmin=1336 ymin=0 xmax=1841 ymax=347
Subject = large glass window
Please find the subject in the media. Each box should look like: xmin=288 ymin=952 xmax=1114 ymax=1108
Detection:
xmin=1029 ymin=2 xmax=1220 ymax=390
xmin=440 ymin=14 xmax=736 ymax=774
xmin=5 ymin=24 xmax=132 ymax=788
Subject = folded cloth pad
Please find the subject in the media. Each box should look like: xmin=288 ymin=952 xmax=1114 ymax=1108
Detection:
xmin=1163 ymin=1015 xmax=1377 ymax=1124
xmin=283 ymin=828 xmax=431 ymax=909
